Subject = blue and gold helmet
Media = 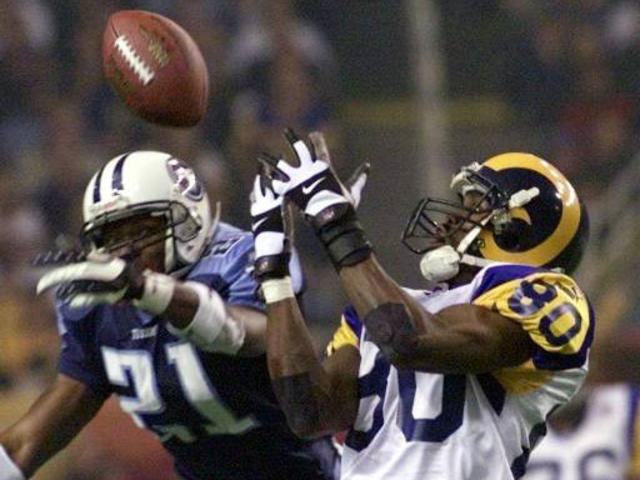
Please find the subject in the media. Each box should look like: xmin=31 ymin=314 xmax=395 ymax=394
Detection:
xmin=402 ymin=152 xmax=589 ymax=281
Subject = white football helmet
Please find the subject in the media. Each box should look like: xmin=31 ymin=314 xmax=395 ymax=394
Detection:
xmin=81 ymin=151 xmax=216 ymax=274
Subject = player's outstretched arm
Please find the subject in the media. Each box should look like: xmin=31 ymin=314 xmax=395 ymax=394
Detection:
xmin=250 ymin=171 xmax=359 ymax=438
xmin=268 ymin=128 xmax=535 ymax=374
xmin=266 ymin=295 xmax=359 ymax=438
xmin=0 ymin=374 xmax=105 ymax=478
xmin=158 ymin=285 xmax=267 ymax=357
xmin=36 ymin=254 xmax=265 ymax=358
xmin=338 ymin=256 xmax=534 ymax=373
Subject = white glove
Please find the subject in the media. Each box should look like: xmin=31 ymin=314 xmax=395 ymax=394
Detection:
xmin=346 ymin=162 xmax=369 ymax=209
xmin=36 ymin=252 xmax=175 ymax=314
xmin=265 ymin=129 xmax=369 ymax=216
xmin=250 ymin=168 xmax=292 ymax=281
xmin=259 ymin=128 xmax=373 ymax=269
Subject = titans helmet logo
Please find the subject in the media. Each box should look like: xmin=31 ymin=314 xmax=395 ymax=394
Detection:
xmin=166 ymin=157 xmax=204 ymax=201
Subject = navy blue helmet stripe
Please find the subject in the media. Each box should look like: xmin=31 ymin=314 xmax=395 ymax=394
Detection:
xmin=112 ymin=153 xmax=129 ymax=192
xmin=92 ymin=164 xmax=106 ymax=203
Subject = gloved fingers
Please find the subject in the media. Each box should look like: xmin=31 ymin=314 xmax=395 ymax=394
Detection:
xmin=284 ymin=127 xmax=313 ymax=167
xmin=36 ymin=257 xmax=126 ymax=295
xmin=250 ymin=173 xmax=261 ymax=204
xmin=37 ymin=263 xmax=90 ymax=295
xmin=258 ymin=152 xmax=290 ymax=182
xmin=346 ymin=163 xmax=370 ymax=208
xmin=69 ymin=289 xmax=127 ymax=308
xmin=308 ymin=131 xmax=331 ymax=166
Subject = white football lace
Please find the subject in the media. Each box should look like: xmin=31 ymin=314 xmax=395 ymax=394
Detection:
xmin=114 ymin=35 xmax=155 ymax=85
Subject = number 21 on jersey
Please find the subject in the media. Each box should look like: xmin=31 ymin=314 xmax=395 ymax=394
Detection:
xmin=101 ymin=342 xmax=259 ymax=442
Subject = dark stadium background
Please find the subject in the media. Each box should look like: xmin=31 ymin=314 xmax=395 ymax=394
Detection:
xmin=1 ymin=1 xmax=638 ymax=478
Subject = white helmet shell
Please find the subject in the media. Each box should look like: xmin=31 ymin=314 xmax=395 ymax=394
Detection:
xmin=82 ymin=151 xmax=213 ymax=273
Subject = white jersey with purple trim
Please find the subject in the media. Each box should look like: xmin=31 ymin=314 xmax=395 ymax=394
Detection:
xmin=327 ymin=263 xmax=594 ymax=480
xmin=523 ymin=383 xmax=640 ymax=480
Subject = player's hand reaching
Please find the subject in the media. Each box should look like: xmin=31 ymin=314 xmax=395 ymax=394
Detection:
xmin=36 ymin=252 xmax=175 ymax=315
xmin=261 ymin=129 xmax=367 ymax=215
xmin=250 ymin=165 xmax=290 ymax=282
xmin=259 ymin=128 xmax=373 ymax=270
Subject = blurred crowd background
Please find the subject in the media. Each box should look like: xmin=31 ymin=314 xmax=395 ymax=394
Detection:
xmin=2 ymin=0 xmax=640 ymax=478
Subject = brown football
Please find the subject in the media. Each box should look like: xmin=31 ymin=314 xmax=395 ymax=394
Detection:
xmin=102 ymin=10 xmax=209 ymax=127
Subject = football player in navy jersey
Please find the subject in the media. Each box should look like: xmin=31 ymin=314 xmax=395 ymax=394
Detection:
xmin=0 ymin=151 xmax=340 ymax=480
xmin=250 ymin=129 xmax=594 ymax=479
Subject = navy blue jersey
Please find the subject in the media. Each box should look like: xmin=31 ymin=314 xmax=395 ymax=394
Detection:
xmin=55 ymin=222 xmax=333 ymax=480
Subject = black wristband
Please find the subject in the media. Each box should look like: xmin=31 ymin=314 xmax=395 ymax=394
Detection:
xmin=254 ymin=253 xmax=290 ymax=282
xmin=311 ymin=203 xmax=372 ymax=269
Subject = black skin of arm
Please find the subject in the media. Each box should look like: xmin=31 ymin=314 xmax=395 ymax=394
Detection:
xmin=266 ymin=297 xmax=360 ymax=439
xmin=0 ymin=374 xmax=106 ymax=477
xmin=339 ymin=255 xmax=536 ymax=373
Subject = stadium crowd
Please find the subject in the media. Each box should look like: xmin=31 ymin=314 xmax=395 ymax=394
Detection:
xmin=2 ymin=0 xmax=640 ymax=478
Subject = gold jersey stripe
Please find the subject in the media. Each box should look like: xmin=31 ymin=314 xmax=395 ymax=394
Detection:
xmin=630 ymin=402 xmax=640 ymax=475
xmin=492 ymin=359 xmax=553 ymax=394
xmin=473 ymin=271 xmax=590 ymax=394
xmin=326 ymin=317 xmax=359 ymax=356
xmin=473 ymin=271 xmax=590 ymax=355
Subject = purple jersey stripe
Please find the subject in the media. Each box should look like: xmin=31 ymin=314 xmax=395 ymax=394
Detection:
xmin=343 ymin=305 xmax=363 ymax=339
xmin=627 ymin=386 xmax=640 ymax=456
xmin=472 ymin=264 xmax=541 ymax=301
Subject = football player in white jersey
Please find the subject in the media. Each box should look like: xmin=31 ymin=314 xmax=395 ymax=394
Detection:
xmin=248 ymin=128 xmax=593 ymax=480
xmin=523 ymin=383 xmax=640 ymax=480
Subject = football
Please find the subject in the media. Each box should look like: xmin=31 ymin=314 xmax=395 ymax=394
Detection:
xmin=102 ymin=9 xmax=209 ymax=127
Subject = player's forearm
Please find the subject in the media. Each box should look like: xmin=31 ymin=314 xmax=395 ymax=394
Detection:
xmin=227 ymin=305 xmax=266 ymax=356
xmin=0 ymin=375 xmax=104 ymax=477
xmin=0 ymin=431 xmax=28 ymax=478
xmin=339 ymin=255 xmax=411 ymax=312
xmin=162 ymin=282 xmax=199 ymax=328
xmin=1 ymin=422 xmax=73 ymax=477
xmin=160 ymin=282 xmax=254 ymax=356
xmin=266 ymin=299 xmax=343 ymax=438
xmin=339 ymin=255 xmax=436 ymax=368
xmin=340 ymin=258 xmax=534 ymax=372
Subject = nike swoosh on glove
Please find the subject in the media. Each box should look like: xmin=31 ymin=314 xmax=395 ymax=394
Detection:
xmin=269 ymin=128 xmax=351 ymax=217
xmin=259 ymin=128 xmax=373 ymax=270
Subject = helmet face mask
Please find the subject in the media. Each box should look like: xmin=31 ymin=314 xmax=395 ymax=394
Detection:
xmin=401 ymin=192 xmax=494 ymax=256
xmin=82 ymin=151 xmax=214 ymax=274
xmin=403 ymin=153 xmax=589 ymax=282
xmin=82 ymin=204 xmax=190 ymax=253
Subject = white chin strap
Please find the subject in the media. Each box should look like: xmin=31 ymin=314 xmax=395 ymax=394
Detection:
xmin=419 ymin=185 xmax=541 ymax=283
xmin=419 ymin=223 xmax=494 ymax=283
xmin=419 ymin=246 xmax=494 ymax=283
